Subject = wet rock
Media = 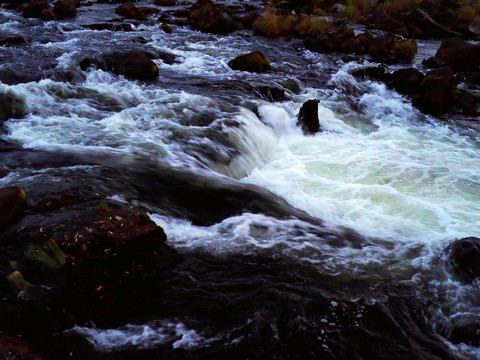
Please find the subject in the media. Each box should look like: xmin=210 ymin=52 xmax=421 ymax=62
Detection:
xmin=297 ymin=99 xmax=320 ymax=134
xmin=228 ymin=51 xmax=271 ymax=73
xmin=40 ymin=8 xmax=56 ymax=20
xmin=455 ymin=90 xmax=478 ymax=116
xmin=448 ymin=237 xmax=480 ymax=282
xmin=0 ymin=36 xmax=27 ymax=46
xmin=137 ymin=6 xmax=159 ymax=16
xmin=0 ymin=186 xmax=26 ymax=231
xmin=387 ymin=68 xmax=424 ymax=94
xmin=434 ymin=38 xmax=480 ymax=72
xmin=53 ymin=0 xmax=77 ymax=18
xmin=85 ymin=23 xmax=135 ymax=31
xmin=22 ymin=0 xmax=50 ymax=18
xmin=0 ymin=200 xmax=180 ymax=334
xmin=115 ymin=2 xmax=146 ymax=20
xmin=0 ymin=337 xmax=43 ymax=360
xmin=422 ymin=56 xmax=449 ymax=69
xmin=188 ymin=0 xmax=240 ymax=34
xmin=0 ymin=92 xmax=26 ymax=123
xmin=414 ymin=66 xmax=459 ymax=115
xmin=255 ymin=86 xmax=285 ymax=102
xmin=155 ymin=0 xmax=176 ymax=5
xmin=161 ymin=22 xmax=173 ymax=33
xmin=81 ymin=51 xmax=159 ymax=80
xmin=351 ymin=65 xmax=386 ymax=81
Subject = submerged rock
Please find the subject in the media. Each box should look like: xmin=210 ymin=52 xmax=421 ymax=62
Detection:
xmin=228 ymin=51 xmax=271 ymax=73
xmin=448 ymin=237 xmax=480 ymax=282
xmin=0 ymin=92 xmax=26 ymax=123
xmin=0 ymin=186 xmax=26 ymax=231
xmin=80 ymin=51 xmax=159 ymax=80
xmin=297 ymin=99 xmax=320 ymax=134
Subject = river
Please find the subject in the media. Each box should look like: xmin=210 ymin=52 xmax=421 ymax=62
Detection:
xmin=1 ymin=0 xmax=480 ymax=358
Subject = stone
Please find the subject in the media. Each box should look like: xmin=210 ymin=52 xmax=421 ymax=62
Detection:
xmin=53 ymin=0 xmax=77 ymax=18
xmin=154 ymin=0 xmax=176 ymax=5
xmin=40 ymin=8 xmax=56 ymax=20
xmin=228 ymin=51 xmax=271 ymax=73
xmin=22 ymin=0 xmax=50 ymax=18
xmin=0 ymin=36 xmax=27 ymax=46
xmin=297 ymin=99 xmax=320 ymax=134
xmin=388 ymin=68 xmax=424 ymax=94
xmin=435 ymin=38 xmax=480 ymax=72
xmin=0 ymin=186 xmax=26 ymax=231
xmin=415 ymin=66 xmax=459 ymax=115
xmin=188 ymin=0 xmax=240 ymax=34
xmin=115 ymin=2 xmax=146 ymax=20
xmin=161 ymin=22 xmax=173 ymax=33
xmin=0 ymin=92 xmax=26 ymax=123
xmin=448 ymin=237 xmax=480 ymax=282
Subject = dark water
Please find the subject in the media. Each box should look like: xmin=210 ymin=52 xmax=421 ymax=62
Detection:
xmin=1 ymin=1 xmax=480 ymax=358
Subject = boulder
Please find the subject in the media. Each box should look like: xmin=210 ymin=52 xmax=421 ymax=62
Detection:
xmin=0 ymin=36 xmax=27 ymax=46
xmin=53 ymin=0 xmax=77 ymax=18
xmin=40 ymin=8 xmax=56 ymax=20
xmin=81 ymin=51 xmax=159 ymax=80
xmin=0 ymin=92 xmax=26 ymax=123
xmin=188 ymin=0 xmax=240 ymax=34
xmin=414 ymin=66 xmax=459 ymax=115
xmin=115 ymin=2 xmax=146 ymax=20
xmin=154 ymin=0 xmax=176 ymax=5
xmin=387 ymin=68 xmax=424 ymax=94
xmin=297 ymin=99 xmax=320 ymax=134
xmin=228 ymin=51 xmax=271 ymax=73
xmin=161 ymin=22 xmax=173 ymax=33
xmin=448 ymin=237 xmax=480 ymax=282
xmin=85 ymin=23 xmax=135 ymax=31
xmin=22 ymin=0 xmax=50 ymax=18
xmin=0 ymin=186 xmax=26 ymax=231
xmin=435 ymin=38 xmax=480 ymax=72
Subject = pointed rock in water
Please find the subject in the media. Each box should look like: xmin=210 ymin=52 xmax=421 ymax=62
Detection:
xmin=297 ymin=99 xmax=320 ymax=134
xmin=228 ymin=51 xmax=271 ymax=73
xmin=448 ymin=237 xmax=480 ymax=282
xmin=0 ymin=186 xmax=26 ymax=231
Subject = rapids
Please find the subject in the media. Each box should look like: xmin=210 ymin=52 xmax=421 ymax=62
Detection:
xmin=1 ymin=0 xmax=480 ymax=358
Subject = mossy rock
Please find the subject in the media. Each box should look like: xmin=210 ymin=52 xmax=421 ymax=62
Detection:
xmin=228 ymin=51 xmax=271 ymax=73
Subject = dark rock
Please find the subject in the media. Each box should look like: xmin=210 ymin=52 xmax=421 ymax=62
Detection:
xmin=448 ymin=237 xmax=480 ymax=282
xmin=81 ymin=51 xmax=159 ymax=80
xmin=422 ymin=56 xmax=449 ymax=69
xmin=0 ymin=186 xmax=26 ymax=231
xmin=0 ymin=337 xmax=43 ymax=360
xmin=414 ymin=66 xmax=459 ymax=115
xmin=115 ymin=2 xmax=146 ymax=20
xmin=435 ymin=38 xmax=480 ymax=72
xmin=85 ymin=23 xmax=135 ymax=31
xmin=40 ymin=8 xmax=56 ymax=20
xmin=161 ymin=22 xmax=173 ymax=33
xmin=297 ymin=99 xmax=320 ymax=134
xmin=137 ymin=6 xmax=159 ymax=15
xmin=351 ymin=65 xmax=386 ymax=81
xmin=256 ymin=86 xmax=285 ymax=102
xmin=388 ymin=68 xmax=424 ymax=94
xmin=228 ymin=51 xmax=271 ymax=73
xmin=455 ymin=90 xmax=478 ymax=116
xmin=22 ymin=0 xmax=50 ymax=18
xmin=0 ymin=92 xmax=26 ymax=123
xmin=154 ymin=0 xmax=176 ymax=5
xmin=188 ymin=0 xmax=240 ymax=34
xmin=0 ymin=36 xmax=27 ymax=46
xmin=53 ymin=0 xmax=77 ymax=18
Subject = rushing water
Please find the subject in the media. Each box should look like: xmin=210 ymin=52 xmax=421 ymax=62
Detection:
xmin=1 ymin=1 xmax=480 ymax=358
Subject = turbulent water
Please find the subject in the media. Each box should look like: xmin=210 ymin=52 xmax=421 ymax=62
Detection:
xmin=1 ymin=1 xmax=480 ymax=358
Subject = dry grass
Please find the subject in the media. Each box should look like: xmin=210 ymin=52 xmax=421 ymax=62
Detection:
xmin=394 ymin=39 xmax=417 ymax=60
xmin=295 ymin=16 xmax=330 ymax=36
xmin=253 ymin=10 xmax=298 ymax=37
xmin=457 ymin=5 xmax=476 ymax=23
